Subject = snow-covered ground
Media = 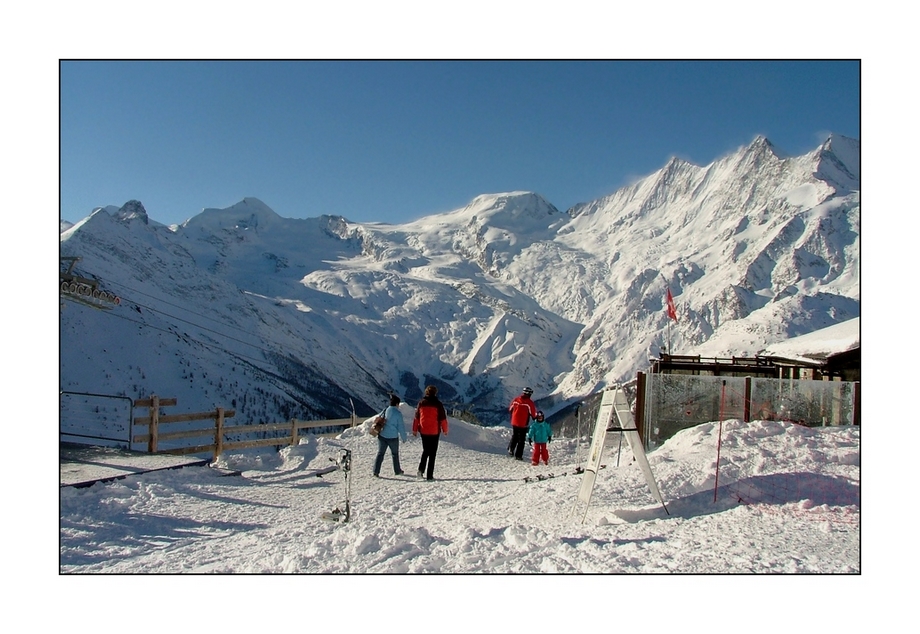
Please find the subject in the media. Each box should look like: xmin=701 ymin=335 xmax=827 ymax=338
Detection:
xmin=60 ymin=407 xmax=859 ymax=574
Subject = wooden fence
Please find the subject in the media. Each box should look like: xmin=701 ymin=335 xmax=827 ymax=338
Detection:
xmin=132 ymin=395 xmax=357 ymax=460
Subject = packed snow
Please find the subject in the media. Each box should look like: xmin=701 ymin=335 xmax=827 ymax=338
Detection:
xmin=60 ymin=407 xmax=859 ymax=574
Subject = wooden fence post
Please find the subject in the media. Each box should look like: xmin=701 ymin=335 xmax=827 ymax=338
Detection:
xmin=853 ymin=382 xmax=860 ymax=426
xmin=635 ymin=372 xmax=646 ymax=445
xmin=291 ymin=418 xmax=299 ymax=447
xmin=743 ymin=377 xmax=752 ymax=422
xmin=149 ymin=394 xmax=159 ymax=453
xmin=215 ymin=407 xmax=225 ymax=460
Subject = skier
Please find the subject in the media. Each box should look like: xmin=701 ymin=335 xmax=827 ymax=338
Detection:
xmin=507 ymin=387 xmax=537 ymax=460
xmin=527 ymin=410 xmax=552 ymax=466
xmin=373 ymin=394 xmax=408 ymax=477
xmin=413 ymin=385 xmax=449 ymax=481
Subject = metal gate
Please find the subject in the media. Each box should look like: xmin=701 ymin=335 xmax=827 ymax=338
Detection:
xmin=60 ymin=391 xmax=134 ymax=448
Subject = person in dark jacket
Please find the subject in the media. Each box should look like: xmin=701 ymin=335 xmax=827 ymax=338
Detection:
xmin=412 ymin=385 xmax=449 ymax=481
xmin=507 ymin=387 xmax=537 ymax=460
xmin=373 ymin=394 xmax=408 ymax=477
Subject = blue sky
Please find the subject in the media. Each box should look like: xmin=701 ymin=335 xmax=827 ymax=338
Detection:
xmin=60 ymin=60 xmax=859 ymax=226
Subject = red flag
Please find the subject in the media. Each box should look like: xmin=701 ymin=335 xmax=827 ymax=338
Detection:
xmin=666 ymin=288 xmax=678 ymax=322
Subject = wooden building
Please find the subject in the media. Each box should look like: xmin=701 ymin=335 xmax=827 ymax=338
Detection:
xmin=652 ymin=317 xmax=860 ymax=382
xmin=650 ymin=348 xmax=859 ymax=382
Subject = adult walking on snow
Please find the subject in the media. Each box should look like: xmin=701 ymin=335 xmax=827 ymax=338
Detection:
xmin=373 ymin=394 xmax=408 ymax=477
xmin=413 ymin=385 xmax=449 ymax=481
xmin=508 ymin=387 xmax=537 ymax=460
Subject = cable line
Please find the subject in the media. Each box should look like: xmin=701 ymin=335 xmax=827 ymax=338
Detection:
xmin=61 ymin=290 xmax=380 ymax=400
xmin=103 ymin=278 xmax=276 ymax=343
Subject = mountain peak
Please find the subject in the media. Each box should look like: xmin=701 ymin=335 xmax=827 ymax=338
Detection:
xmin=815 ymin=134 xmax=860 ymax=187
xmin=115 ymin=200 xmax=149 ymax=224
xmin=463 ymin=191 xmax=559 ymax=223
xmin=821 ymin=134 xmax=860 ymax=181
xmin=746 ymin=134 xmax=783 ymax=158
xmin=185 ymin=197 xmax=282 ymax=232
xmin=665 ymin=155 xmax=691 ymax=168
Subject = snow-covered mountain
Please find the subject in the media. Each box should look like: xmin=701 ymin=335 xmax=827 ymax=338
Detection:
xmin=59 ymin=134 xmax=859 ymax=426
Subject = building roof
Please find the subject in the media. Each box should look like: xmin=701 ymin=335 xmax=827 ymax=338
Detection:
xmin=760 ymin=317 xmax=860 ymax=364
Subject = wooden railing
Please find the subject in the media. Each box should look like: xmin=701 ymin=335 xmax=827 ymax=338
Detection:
xmin=132 ymin=395 xmax=356 ymax=460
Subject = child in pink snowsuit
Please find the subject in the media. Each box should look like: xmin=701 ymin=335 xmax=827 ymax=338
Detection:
xmin=527 ymin=411 xmax=551 ymax=466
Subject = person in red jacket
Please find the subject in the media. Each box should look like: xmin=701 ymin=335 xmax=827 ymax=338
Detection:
xmin=507 ymin=387 xmax=537 ymax=460
xmin=413 ymin=385 xmax=449 ymax=481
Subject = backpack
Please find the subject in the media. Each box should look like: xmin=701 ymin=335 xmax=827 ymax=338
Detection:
xmin=370 ymin=412 xmax=386 ymax=437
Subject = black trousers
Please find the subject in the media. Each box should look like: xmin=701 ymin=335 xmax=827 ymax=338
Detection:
xmin=418 ymin=434 xmax=441 ymax=480
xmin=508 ymin=425 xmax=529 ymax=459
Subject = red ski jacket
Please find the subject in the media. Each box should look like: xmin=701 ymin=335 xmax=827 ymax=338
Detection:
xmin=413 ymin=396 xmax=449 ymax=436
xmin=509 ymin=395 xmax=537 ymax=428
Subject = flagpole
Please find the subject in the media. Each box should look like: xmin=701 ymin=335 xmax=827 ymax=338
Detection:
xmin=664 ymin=282 xmax=674 ymax=355
xmin=661 ymin=275 xmax=682 ymax=356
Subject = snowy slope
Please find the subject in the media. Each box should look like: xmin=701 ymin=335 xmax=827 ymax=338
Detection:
xmin=60 ymin=134 xmax=859 ymax=426
xmin=509 ymin=135 xmax=860 ymax=393
xmin=59 ymin=410 xmax=860 ymax=573
xmin=60 ymin=204 xmax=384 ymax=424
